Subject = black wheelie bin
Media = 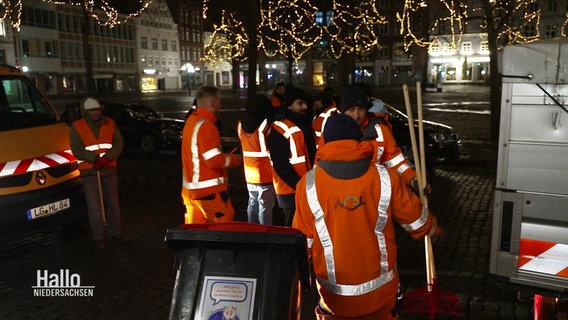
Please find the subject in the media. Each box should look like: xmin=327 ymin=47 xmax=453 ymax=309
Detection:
xmin=165 ymin=222 xmax=311 ymax=320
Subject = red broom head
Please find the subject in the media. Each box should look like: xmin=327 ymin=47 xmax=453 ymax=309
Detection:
xmin=402 ymin=284 xmax=464 ymax=317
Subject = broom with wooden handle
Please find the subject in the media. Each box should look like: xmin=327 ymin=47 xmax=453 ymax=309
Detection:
xmin=401 ymin=82 xmax=463 ymax=318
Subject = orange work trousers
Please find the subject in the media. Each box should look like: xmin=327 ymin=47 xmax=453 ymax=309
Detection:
xmin=184 ymin=192 xmax=235 ymax=224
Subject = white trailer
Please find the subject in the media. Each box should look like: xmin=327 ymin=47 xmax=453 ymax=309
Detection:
xmin=490 ymin=37 xmax=568 ymax=315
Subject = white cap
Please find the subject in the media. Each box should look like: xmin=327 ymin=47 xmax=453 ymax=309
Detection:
xmin=368 ymin=99 xmax=386 ymax=114
xmin=83 ymin=98 xmax=101 ymax=110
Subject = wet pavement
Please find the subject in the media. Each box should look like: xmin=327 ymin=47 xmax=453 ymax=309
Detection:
xmin=0 ymin=85 xmax=540 ymax=319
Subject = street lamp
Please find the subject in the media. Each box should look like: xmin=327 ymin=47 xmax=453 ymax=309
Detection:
xmin=181 ymin=63 xmax=195 ymax=96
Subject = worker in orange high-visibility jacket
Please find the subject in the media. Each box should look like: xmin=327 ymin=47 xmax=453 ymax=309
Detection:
xmin=181 ymin=86 xmax=242 ymax=224
xmin=331 ymin=85 xmax=421 ymax=194
xmin=266 ymin=85 xmax=316 ymax=226
xmin=70 ymin=97 xmax=126 ymax=250
xmin=312 ymin=88 xmax=338 ymax=148
xmin=363 ymin=98 xmax=423 ymax=192
xmin=270 ymin=81 xmax=286 ymax=108
xmin=293 ymin=113 xmax=443 ymax=320
xmin=237 ymin=95 xmax=275 ymax=225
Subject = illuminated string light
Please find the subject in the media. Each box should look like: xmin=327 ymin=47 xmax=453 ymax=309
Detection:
xmin=258 ymin=0 xmax=322 ymax=61
xmin=202 ymin=10 xmax=249 ymax=64
xmin=323 ymin=0 xmax=387 ymax=59
xmin=397 ymin=0 xmax=467 ymax=51
xmin=0 ymin=0 xmax=23 ymax=31
xmin=31 ymin=0 xmax=153 ymax=28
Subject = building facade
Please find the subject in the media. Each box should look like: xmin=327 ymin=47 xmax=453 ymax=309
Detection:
xmin=135 ymin=0 xmax=181 ymax=92
xmin=170 ymin=0 xmax=204 ymax=91
xmin=14 ymin=0 xmax=181 ymax=96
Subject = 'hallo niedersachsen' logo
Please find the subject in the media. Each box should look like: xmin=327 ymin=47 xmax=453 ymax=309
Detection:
xmin=32 ymin=269 xmax=94 ymax=297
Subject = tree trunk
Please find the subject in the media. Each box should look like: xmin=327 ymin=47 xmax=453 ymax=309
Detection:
xmin=244 ymin=0 xmax=259 ymax=110
xmin=482 ymin=0 xmax=502 ymax=143
xmin=81 ymin=6 xmax=94 ymax=96
xmin=287 ymin=51 xmax=293 ymax=85
xmin=231 ymin=59 xmax=240 ymax=93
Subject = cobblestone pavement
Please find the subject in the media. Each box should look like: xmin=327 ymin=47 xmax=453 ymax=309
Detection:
xmin=0 ymin=86 xmax=539 ymax=319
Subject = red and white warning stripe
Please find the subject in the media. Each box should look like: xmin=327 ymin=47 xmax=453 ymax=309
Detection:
xmin=518 ymin=238 xmax=568 ymax=278
xmin=0 ymin=150 xmax=77 ymax=177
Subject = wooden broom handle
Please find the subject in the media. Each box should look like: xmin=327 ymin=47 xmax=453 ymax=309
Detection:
xmin=403 ymin=84 xmax=433 ymax=286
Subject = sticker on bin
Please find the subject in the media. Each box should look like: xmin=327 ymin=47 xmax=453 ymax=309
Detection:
xmin=196 ymin=276 xmax=256 ymax=320
xmin=27 ymin=198 xmax=70 ymax=220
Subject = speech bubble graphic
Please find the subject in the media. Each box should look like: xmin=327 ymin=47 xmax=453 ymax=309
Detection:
xmin=210 ymin=281 xmax=248 ymax=305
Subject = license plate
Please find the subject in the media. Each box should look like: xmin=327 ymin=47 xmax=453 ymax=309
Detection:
xmin=27 ymin=199 xmax=70 ymax=220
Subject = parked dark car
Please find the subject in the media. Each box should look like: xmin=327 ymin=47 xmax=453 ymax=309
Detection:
xmin=382 ymin=103 xmax=462 ymax=165
xmin=100 ymin=102 xmax=185 ymax=154
xmin=311 ymin=93 xmax=462 ymax=167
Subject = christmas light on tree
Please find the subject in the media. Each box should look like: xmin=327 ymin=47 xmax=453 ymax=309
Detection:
xmin=397 ymin=0 xmax=467 ymax=51
xmin=323 ymin=0 xmax=387 ymax=58
xmin=203 ymin=10 xmax=249 ymax=64
xmin=0 ymin=0 xmax=23 ymax=30
xmin=258 ymin=0 xmax=321 ymax=61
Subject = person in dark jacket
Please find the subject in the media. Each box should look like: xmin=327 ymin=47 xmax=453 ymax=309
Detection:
xmin=266 ymin=85 xmax=316 ymax=226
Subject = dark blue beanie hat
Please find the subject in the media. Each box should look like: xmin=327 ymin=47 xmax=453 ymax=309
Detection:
xmin=323 ymin=113 xmax=362 ymax=143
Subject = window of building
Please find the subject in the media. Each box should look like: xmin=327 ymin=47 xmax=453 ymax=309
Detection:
xmin=22 ymin=39 xmax=30 ymax=57
xmin=0 ymin=21 xmax=5 ymax=37
xmin=45 ymin=41 xmax=52 ymax=57
xmin=527 ymin=2 xmax=538 ymax=12
xmin=480 ymin=41 xmax=489 ymax=52
xmin=141 ymin=37 xmax=148 ymax=49
xmin=161 ymin=39 xmax=168 ymax=51
xmin=171 ymin=40 xmax=177 ymax=51
xmin=446 ymin=66 xmax=457 ymax=81
xmin=523 ymin=23 xmax=537 ymax=37
xmin=547 ymin=0 xmax=557 ymax=12
xmin=378 ymin=22 xmax=389 ymax=35
xmin=312 ymin=62 xmax=324 ymax=86
xmin=221 ymin=71 xmax=230 ymax=85
xmin=430 ymin=42 xmax=440 ymax=55
xmin=378 ymin=46 xmax=390 ymax=58
xmin=545 ymin=24 xmax=557 ymax=38
xmin=442 ymin=43 xmax=453 ymax=54
xmin=462 ymin=41 xmax=472 ymax=54
xmin=151 ymin=38 xmax=158 ymax=50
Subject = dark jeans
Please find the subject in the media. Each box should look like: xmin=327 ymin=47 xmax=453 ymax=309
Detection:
xmin=281 ymin=207 xmax=295 ymax=227
xmin=83 ymin=173 xmax=121 ymax=241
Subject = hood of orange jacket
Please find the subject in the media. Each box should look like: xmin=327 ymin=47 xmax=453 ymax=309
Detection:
xmin=316 ymin=140 xmax=375 ymax=179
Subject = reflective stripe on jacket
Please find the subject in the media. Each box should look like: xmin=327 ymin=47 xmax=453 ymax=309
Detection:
xmin=181 ymin=108 xmax=240 ymax=200
xmin=73 ymin=118 xmax=117 ymax=171
xmin=269 ymin=119 xmax=311 ymax=195
xmin=312 ymin=104 xmax=338 ymax=147
xmin=367 ymin=119 xmax=416 ymax=186
xmin=237 ymin=119 xmax=273 ymax=184
xmin=292 ymin=139 xmax=435 ymax=318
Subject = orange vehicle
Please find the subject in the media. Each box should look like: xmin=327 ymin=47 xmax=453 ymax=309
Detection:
xmin=0 ymin=65 xmax=84 ymax=242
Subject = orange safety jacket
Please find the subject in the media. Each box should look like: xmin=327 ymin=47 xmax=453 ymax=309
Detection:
xmin=181 ymin=108 xmax=241 ymax=201
xmin=73 ymin=118 xmax=117 ymax=171
xmin=269 ymin=119 xmax=312 ymax=196
xmin=365 ymin=118 xmax=416 ymax=186
xmin=292 ymin=139 xmax=437 ymax=318
xmin=312 ymin=103 xmax=338 ymax=148
xmin=270 ymin=95 xmax=283 ymax=108
xmin=237 ymin=119 xmax=273 ymax=184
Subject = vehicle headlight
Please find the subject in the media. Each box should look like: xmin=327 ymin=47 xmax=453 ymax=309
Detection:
xmin=429 ymin=132 xmax=447 ymax=142
xmin=429 ymin=132 xmax=459 ymax=143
